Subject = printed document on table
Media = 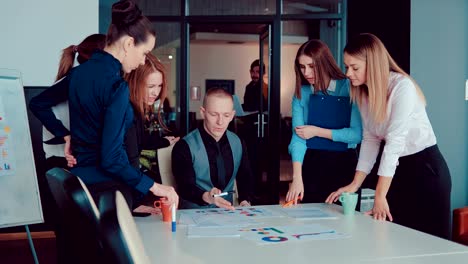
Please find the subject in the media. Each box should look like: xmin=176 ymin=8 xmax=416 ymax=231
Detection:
xmin=281 ymin=207 xmax=338 ymax=220
xmin=187 ymin=226 xmax=241 ymax=238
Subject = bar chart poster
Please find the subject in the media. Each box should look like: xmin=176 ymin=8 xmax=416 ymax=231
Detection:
xmin=0 ymin=97 xmax=16 ymax=177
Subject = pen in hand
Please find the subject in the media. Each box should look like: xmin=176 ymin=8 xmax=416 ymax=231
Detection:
xmin=212 ymin=191 xmax=235 ymax=198
xmin=282 ymin=196 xmax=302 ymax=208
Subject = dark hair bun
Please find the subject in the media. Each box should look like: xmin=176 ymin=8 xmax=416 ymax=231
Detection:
xmin=111 ymin=0 xmax=142 ymax=28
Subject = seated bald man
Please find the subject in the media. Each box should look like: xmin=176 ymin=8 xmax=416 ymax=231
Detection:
xmin=172 ymin=88 xmax=253 ymax=209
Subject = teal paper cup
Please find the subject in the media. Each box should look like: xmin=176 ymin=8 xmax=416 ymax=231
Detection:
xmin=339 ymin=192 xmax=358 ymax=215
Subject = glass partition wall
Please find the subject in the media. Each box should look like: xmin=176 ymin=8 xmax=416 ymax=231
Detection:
xmin=99 ymin=0 xmax=347 ymax=204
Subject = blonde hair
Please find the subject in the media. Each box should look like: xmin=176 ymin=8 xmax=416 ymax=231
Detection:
xmin=344 ymin=33 xmax=426 ymax=123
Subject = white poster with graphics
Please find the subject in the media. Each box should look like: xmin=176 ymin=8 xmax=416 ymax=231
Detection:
xmin=0 ymin=98 xmax=16 ymax=176
xmin=0 ymin=69 xmax=43 ymax=228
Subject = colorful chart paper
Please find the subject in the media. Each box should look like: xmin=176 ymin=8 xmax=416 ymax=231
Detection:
xmin=239 ymin=224 xmax=349 ymax=245
xmin=0 ymin=99 xmax=15 ymax=177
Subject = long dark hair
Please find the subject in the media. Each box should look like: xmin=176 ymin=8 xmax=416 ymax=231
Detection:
xmin=294 ymin=39 xmax=346 ymax=98
xmin=106 ymin=0 xmax=155 ymax=46
xmin=55 ymin=34 xmax=106 ymax=81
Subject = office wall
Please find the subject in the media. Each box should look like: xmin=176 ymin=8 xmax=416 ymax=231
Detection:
xmin=189 ymin=43 xmax=300 ymax=118
xmin=189 ymin=43 xmax=258 ymax=118
xmin=411 ymin=0 xmax=468 ymax=208
xmin=0 ymin=0 xmax=98 ymax=86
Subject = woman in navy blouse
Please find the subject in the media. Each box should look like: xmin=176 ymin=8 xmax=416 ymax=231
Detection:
xmin=286 ymin=40 xmax=362 ymax=204
xmin=31 ymin=0 xmax=178 ymax=208
xmin=67 ymin=0 xmax=178 ymax=208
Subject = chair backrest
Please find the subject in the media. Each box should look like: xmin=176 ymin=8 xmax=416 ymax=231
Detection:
xmin=99 ymin=190 xmax=151 ymax=264
xmin=157 ymin=144 xmax=177 ymax=189
xmin=45 ymin=167 xmax=102 ymax=264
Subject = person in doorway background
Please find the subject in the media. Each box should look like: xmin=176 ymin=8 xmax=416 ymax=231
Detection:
xmin=241 ymin=59 xmax=269 ymax=203
xmin=243 ymin=59 xmax=267 ymax=112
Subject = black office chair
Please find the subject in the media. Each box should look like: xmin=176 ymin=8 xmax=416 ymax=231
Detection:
xmin=99 ymin=190 xmax=151 ymax=264
xmin=45 ymin=167 xmax=103 ymax=264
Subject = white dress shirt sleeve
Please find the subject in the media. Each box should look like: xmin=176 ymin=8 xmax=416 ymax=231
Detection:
xmin=377 ymin=77 xmax=417 ymax=177
xmin=356 ymin=121 xmax=382 ymax=174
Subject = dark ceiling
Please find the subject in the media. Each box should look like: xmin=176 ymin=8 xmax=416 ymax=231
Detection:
xmin=190 ymin=23 xmax=268 ymax=35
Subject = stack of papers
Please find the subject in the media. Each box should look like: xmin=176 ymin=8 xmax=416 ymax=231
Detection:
xmin=178 ymin=206 xmax=349 ymax=242
xmin=281 ymin=207 xmax=338 ymax=220
xmin=180 ymin=207 xmax=284 ymax=238
xmin=179 ymin=207 xmax=281 ymax=227
xmin=187 ymin=226 xmax=241 ymax=238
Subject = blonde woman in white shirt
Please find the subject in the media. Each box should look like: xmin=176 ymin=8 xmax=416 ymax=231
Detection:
xmin=326 ymin=33 xmax=451 ymax=239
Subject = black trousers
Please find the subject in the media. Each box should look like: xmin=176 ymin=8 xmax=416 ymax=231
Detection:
xmin=302 ymin=148 xmax=358 ymax=203
xmin=45 ymin=156 xmax=68 ymax=171
xmin=44 ymin=156 xmax=69 ymax=226
xmin=386 ymin=145 xmax=451 ymax=239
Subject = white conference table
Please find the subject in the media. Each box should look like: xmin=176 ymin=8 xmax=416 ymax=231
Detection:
xmin=360 ymin=252 xmax=468 ymax=264
xmin=134 ymin=203 xmax=468 ymax=264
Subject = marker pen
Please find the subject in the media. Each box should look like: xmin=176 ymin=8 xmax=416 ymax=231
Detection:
xmin=171 ymin=204 xmax=176 ymax=232
xmin=212 ymin=190 xmax=235 ymax=198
